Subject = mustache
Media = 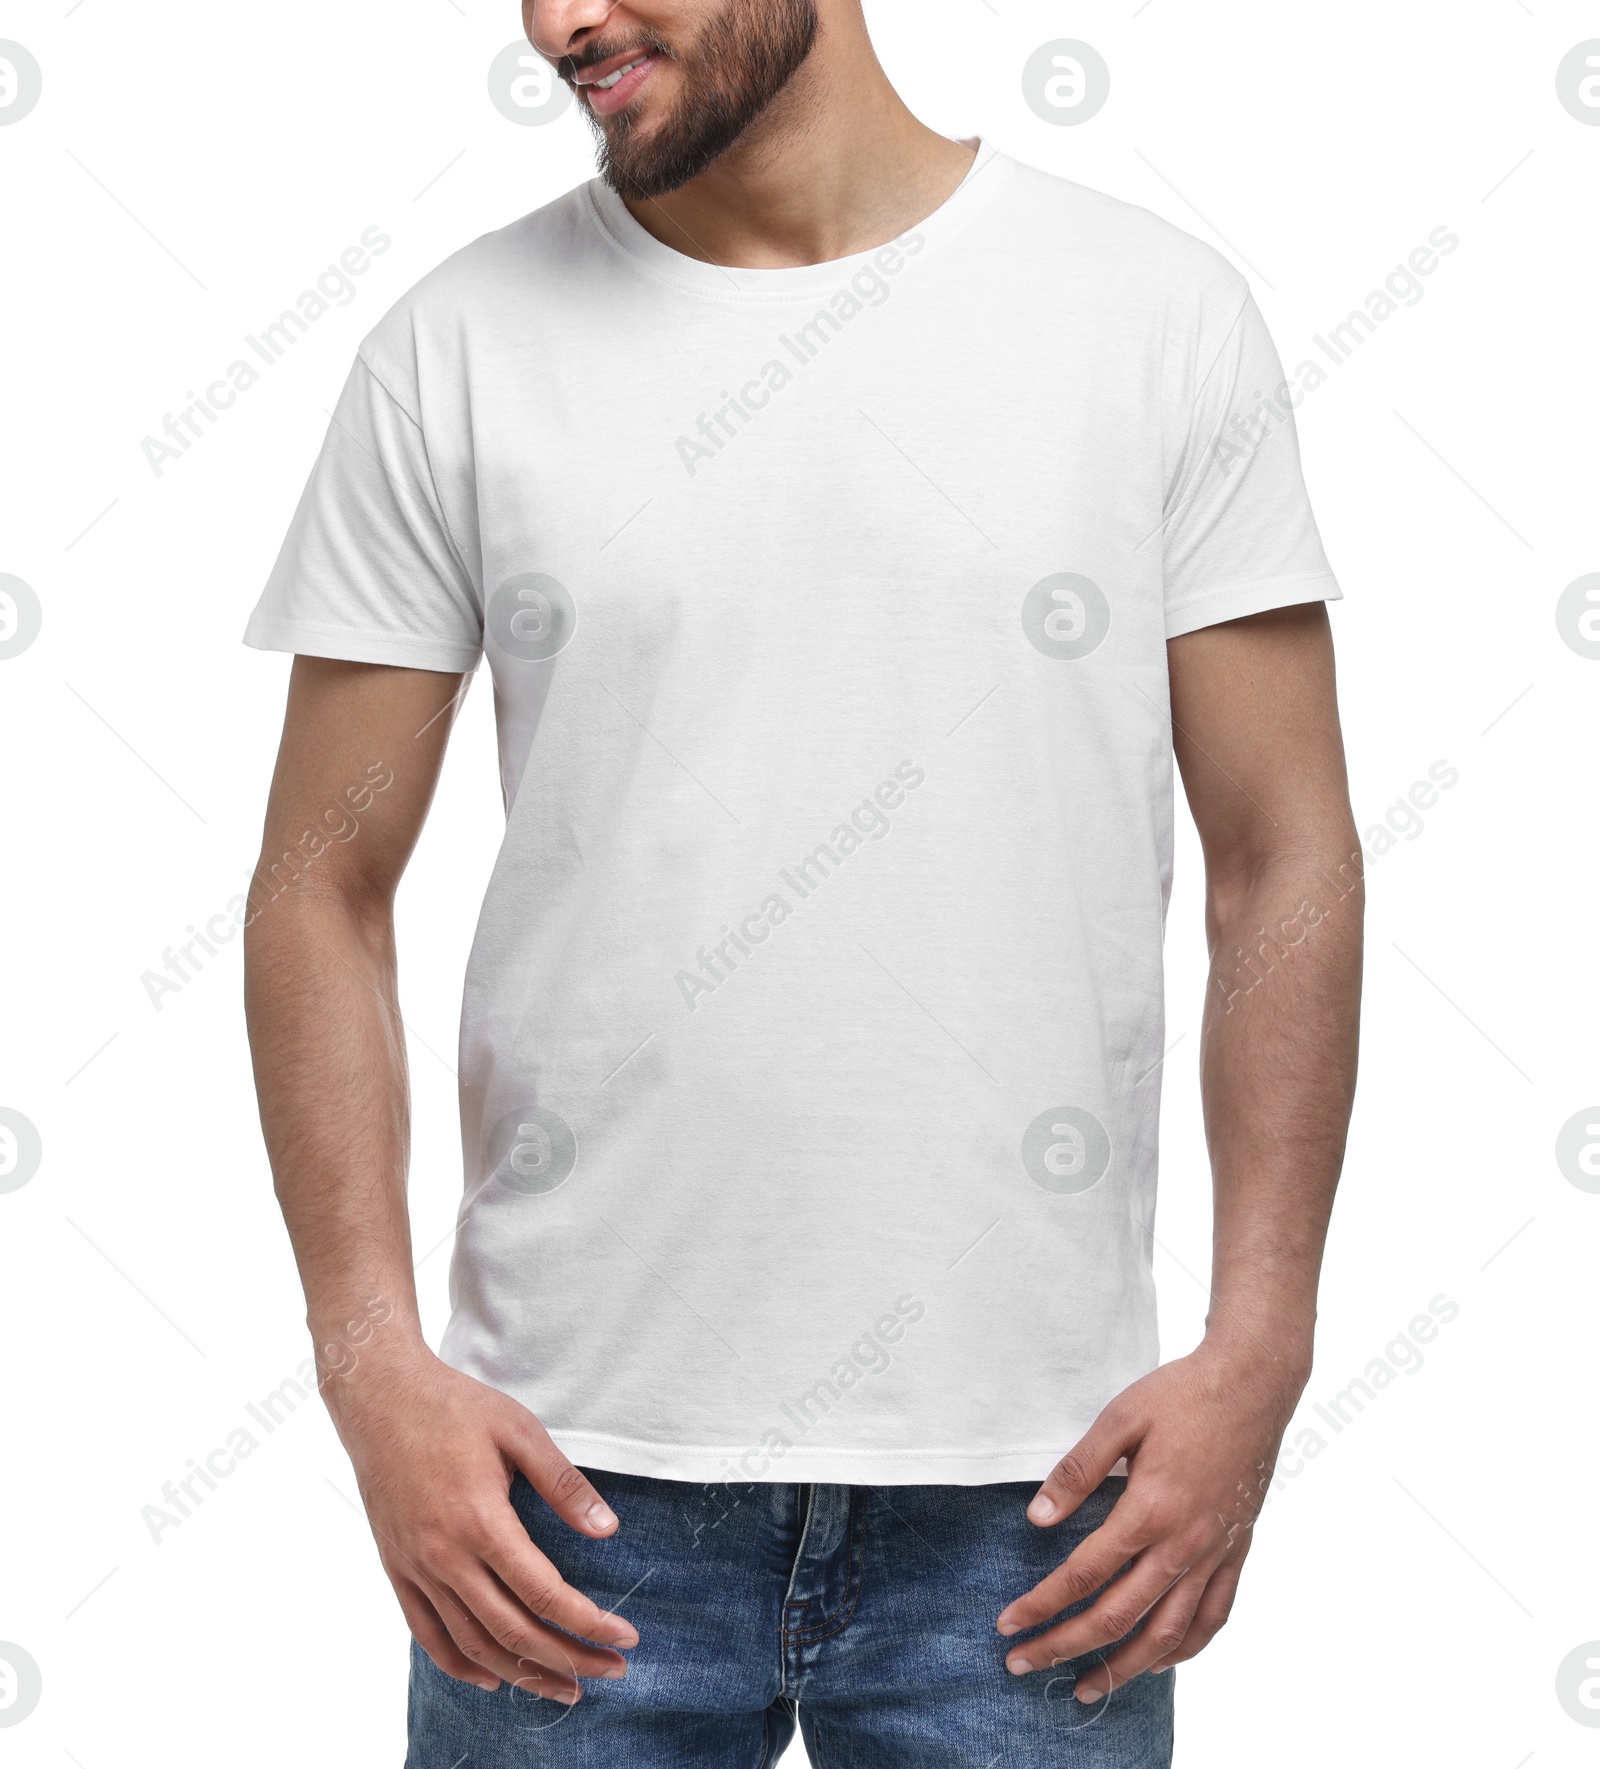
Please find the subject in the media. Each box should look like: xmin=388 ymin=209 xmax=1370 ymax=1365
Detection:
xmin=557 ymin=33 xmax=673 ymax=83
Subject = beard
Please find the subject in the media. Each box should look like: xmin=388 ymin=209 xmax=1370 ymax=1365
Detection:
xmin=571 ymin=0 xmax=819 ymax=200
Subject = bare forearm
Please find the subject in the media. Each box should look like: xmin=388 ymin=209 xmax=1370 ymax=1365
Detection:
xmin=244 ymin=883 xmax=425 ymax=1364
xmin=1199 ymin=846 xmax=1363 ymax=1382
xmin=239 ymin=660 xmax=635 ymax=1700
xmin=1007 ymin=609 xmax=1363 ymax=1691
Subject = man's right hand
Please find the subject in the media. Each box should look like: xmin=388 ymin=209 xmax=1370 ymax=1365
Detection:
xmin=327 ymin=1346 xmax=639 ymax=1704
xmin=245 ymin=661 xmax=637 ymax=1703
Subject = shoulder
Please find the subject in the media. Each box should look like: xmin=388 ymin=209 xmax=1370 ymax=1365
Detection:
xmin=999 ymin=154 xmax=1250 ymax=323
xmin=355 ymin=181 xmax=599 ymax=411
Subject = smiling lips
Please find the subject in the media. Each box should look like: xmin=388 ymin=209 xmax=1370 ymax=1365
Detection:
xmin=574 ymin=49 xmax=661 ymax=116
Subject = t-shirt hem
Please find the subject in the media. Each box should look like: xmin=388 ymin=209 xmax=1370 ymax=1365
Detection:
xmin=243 ymin=613 xmax=481 ymax=673
xmin=547 ymin=1426 xmax=1123 ymax=1487
xmin=1164 ymin=571 xmax=1342 ymax=640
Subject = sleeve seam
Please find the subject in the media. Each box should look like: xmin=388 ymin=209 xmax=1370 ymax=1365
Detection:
xmin=1162 ymin=290 xmax=1254 ymax=525
xmin=355 ymin=349 xmax=423 ymax=429
xmin=352 ymin=351 xmax=481 ymax=611
xmin=1166 ymin=568 xmax=1336 ymax=617
xmin=244 ymin=615 xmax=482 ymax=667
xmin=248 ymin=613 xmax=478 ymax=645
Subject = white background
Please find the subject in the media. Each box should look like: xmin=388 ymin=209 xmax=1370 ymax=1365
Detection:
xmin=2 ymin=1 xmax=1597 ymax=1763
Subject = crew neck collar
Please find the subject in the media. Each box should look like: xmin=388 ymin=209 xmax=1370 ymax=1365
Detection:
xmin=583 ymin=137 xmax=1009 ymax=301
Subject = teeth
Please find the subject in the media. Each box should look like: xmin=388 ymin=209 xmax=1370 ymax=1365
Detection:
xmin=595 ymin=57 xmax=647 ymax=90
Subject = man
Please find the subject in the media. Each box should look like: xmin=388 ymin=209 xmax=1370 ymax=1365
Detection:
xmin=243 ymin=0 xmax=1362 ymax=1763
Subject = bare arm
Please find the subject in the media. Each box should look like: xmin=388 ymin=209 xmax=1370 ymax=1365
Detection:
xmin=1178 ymin=600 xmax=1361 ymax=1389
xmin=244 ymin=656 xmax=637 ymax=1704
xmin=997 ymin=602 xmax=1362 ymax=1696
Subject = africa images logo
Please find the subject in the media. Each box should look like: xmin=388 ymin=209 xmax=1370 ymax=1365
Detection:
xmin=0 ymin=575 xmax=42 ymax=660
xmin=672 ymin=762 xmax=926 ymax=1011
xmin=1020 ymin=573 xmax=1112 ymax=660
xmin=0 ymin=41 xmax=43 ymax=126
xmin=1020 ymin=40 xmax=1110 ymax=126
xmin=483 ymin=1106 xmax=580 ymax=1196
xmin=0 ymin=1642 xmax=42 ymax=1728
xmin=1021 ymin=1106 xmax=1112 ymax=1195
xmin=0 ymin=1109 xmax=42 ymax=1195
xmin=672 ymin=234 xmax=927 ymax=477
xmin=487 ymin=573 xmax=578 ymax=661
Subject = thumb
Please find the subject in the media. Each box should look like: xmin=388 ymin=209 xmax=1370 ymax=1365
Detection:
xmin=502 ymin=1406 xmax=620 ymax=1539
xmin=1027 ymin=1406 xmax=1136 ymax=1526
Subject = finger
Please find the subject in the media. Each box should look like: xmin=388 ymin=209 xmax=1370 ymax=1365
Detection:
xmin=1145 ymin=1556 xmax=1242 ymax=1674
xmin=373 ymin=1482 xmax=623 ymax=1682
xmin=392 ymin=1573 xmax=500 ymax=1692
xmin=429 ymin=1575 xmax=585 ymax=1703
xmin=1026 ymin=1417 xmax=1135 ymax=1527
xmin=997 ymin=1517 xmax=1143 ymax=1636
xmin=486 ymin=1525 xmax=639 ymax=1651
xmin=386 ymin=1548 xmax=584 ymax=1703
xmin=456 ymin=1559 xmax=631 ymax=1681
xmin=510 ymin=1424 xmax=620 ymax=1540
xmin=1073 ymin=1572 xmax=1205 ymax=1702
xmin=1005 ymin=1554 xmax=1192 ymax=1676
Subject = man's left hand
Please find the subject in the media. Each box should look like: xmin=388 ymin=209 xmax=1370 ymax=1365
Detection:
xmin=995 ymin=1338 xmax=1307 ymax=1701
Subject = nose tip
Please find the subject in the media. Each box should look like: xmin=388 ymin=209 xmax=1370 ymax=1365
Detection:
xmin=525 ymin=0 xmax=622 ymax=62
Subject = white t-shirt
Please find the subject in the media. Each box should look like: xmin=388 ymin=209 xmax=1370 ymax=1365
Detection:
xmin=247 ymin=140 xmax=1340 ymax=1485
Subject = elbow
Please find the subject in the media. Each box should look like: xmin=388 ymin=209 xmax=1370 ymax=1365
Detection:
xmin=1205 ymin=821 xmax=1365 ymax=951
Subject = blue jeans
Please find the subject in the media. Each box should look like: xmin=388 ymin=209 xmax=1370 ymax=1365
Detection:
xmin=406 ymin=1468 xmax=1173 ymax=1767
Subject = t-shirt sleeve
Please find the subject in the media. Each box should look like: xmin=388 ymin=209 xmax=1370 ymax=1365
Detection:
xmin=1161 ymin=291 xmax=1341 ymax=639
xmin=243 ymin=353 xmax=483 ymax=672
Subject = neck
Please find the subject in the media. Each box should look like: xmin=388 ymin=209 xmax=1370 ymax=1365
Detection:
xmin=621 ymin=9 xmax=975 ymax=270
